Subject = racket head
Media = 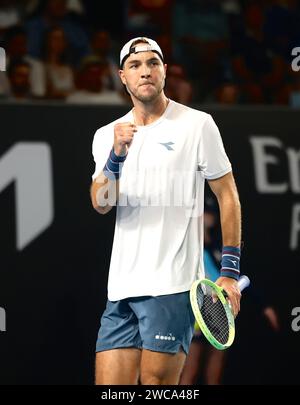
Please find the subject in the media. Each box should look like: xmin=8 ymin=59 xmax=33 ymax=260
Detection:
xmin=190 ymin=278 xmax=235 ymax=350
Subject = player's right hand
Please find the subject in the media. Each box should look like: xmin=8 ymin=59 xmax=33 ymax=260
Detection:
xmin=114 ymin=122 xmax=137 ymax=156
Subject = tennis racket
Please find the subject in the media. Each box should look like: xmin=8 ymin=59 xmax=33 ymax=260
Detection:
xmin=190 ymin=275 xmax=250 ymax=350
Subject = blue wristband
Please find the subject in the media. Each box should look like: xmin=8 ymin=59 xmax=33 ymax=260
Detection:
xmin=103 ymin=148 xmax=127 ymax=180
xmin=220 ymin=246 xmax=240 ymax=280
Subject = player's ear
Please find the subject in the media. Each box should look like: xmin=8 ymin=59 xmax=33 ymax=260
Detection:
xmin=119 ymin=69 xmax=126 ymax=85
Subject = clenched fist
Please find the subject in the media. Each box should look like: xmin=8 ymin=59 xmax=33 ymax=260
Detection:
xmin=114 ymin=122 xmax=137 ymax=157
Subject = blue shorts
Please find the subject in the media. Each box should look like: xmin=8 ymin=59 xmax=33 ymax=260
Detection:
xmin=96 ymin=292 xmax=195 ymax=355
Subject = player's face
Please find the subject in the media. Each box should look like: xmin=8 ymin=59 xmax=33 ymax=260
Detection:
xmin=120 ymin=51 xmax=167 ymax=103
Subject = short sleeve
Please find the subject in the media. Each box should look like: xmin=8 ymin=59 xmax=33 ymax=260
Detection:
xmin=198 ymin=114 xmax=232 ymax=180
xmin=91 ymin=127 xmax=113 ymax=180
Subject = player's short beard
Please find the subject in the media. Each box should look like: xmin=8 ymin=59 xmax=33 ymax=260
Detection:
xmin=127 ymin=77 xmax=166 ymax=103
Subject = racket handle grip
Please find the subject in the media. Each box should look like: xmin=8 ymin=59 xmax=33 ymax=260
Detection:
xmin=238 ymin=275 xmax=250 ymax=292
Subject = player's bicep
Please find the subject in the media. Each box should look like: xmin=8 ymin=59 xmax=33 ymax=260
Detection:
xmin=197 ymin=115 xmax=231 ymax=179
xmin=207 ymin=172 xmax=238 ymax=202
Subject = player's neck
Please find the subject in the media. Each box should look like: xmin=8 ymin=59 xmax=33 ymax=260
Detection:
xmin=132 ymin=95 xmax=169 ymax=126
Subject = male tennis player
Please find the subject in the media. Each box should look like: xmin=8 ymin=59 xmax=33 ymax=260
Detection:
xmin=90 ymin=37 xmax=242 ymax=385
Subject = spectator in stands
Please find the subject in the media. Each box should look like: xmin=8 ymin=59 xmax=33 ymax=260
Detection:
xmin=43 ymin=26 xmax=74 ymax=99
xmin=26 ymin=0 xmax=89 ymax=65
xmin=172 ymin=0 xmax=231 ymax=102
xmin=4 ymin=26 xmax=46 ymax=97
xmin=7 ymin=57 xmax=32 ymax=100
xmin=288 ymin=78 xmax=300 ymax=108
xmin=126 ymin=0 xmax=173 ymax=38
xmin=66 ymin=56 xmax=126 ymax=104
xmin=275 ymin=66 xmax=300 ymax=107
xmin=155 ymin=34 xmax=173 ymax=64
xmin=231 ymin=2 xmax=285 ymax=103
xmin=165 ymin=63 xmax=193 ymax=104
xmin=0 ymin=70 xmax=10 ymax=98
xmin=0 ymin=0 xmax=24 ymax=35
xmin=208 ymin=82 xmax=241 ymax=105
xmin=264 ymin=0 xmax=300 ymax=63
xmin=88 ymin=30 xmax=122 ymax=93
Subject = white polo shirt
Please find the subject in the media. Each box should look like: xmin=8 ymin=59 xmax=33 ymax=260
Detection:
xmin=92 ymin=100 xmax=232 ymax=301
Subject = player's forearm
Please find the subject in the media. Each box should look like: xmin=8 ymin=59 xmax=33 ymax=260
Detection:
xmin=218 ymin=191 xmax=241 ymax=247
xmin=90 ymin=172 xmax=119 ymax=215
xmin=208 ymin=172 xmax=242 ymax=247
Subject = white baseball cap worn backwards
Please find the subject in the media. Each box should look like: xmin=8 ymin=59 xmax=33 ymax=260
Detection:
xmin=120 ymin=37 xmax=164 ymax=67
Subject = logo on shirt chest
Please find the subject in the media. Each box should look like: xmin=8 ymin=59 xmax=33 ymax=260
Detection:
xmin=158 ymin=141 xmax=175 ymax=151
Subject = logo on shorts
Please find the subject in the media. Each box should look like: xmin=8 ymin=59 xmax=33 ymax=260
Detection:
xmin=155 ymin=332 xmax=176 ymax=341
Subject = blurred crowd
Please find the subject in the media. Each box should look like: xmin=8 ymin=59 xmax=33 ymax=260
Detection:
xmin=0 ymin=0 xmax=299 ymax=106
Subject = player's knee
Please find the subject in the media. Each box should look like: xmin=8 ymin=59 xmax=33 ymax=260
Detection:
xmin=140 ymin=368 xmax=179 ymax=385
xmin=140 ymin=371 xmax=165 ymax=385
